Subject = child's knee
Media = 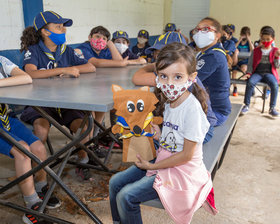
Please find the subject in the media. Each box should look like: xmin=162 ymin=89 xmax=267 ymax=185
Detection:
xmin=12 ymin=142 xmax=31 ymax=162
xmin=30 ymin=141 xmax=47 ymax=159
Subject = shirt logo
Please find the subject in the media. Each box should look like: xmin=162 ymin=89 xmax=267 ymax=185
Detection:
xmin=24 ymin=50 xmax=31 ymax=60
xmin=196 ymin=59 xmax=205 ymax=70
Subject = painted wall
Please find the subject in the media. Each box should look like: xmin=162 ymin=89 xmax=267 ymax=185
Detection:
xmin=0 ymin=0 xmax=24 ymax=50
xmin=171 ymin=0 xmax=210 ymax=39
xmin=0 ymin=0 xmax=166 ymax=50
xmin=44 ymin=0 xmax=165 ymax=44
xmin=209 ymin=0 xmax=280 ymax=44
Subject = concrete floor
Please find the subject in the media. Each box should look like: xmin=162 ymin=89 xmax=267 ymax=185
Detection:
xmin=0 ymin=85 xmax=279 ymax=224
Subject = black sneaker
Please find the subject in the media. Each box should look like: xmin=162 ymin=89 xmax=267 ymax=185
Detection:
xmin=37 ymin=185 xmax=61 ymax=209
xmin=23 ymin=202 xmax=53 ymax=224
xmin=89 ymin=145 xmax=108 ymax=158
xmin=75 ymin=167 xmax=92 ymax=180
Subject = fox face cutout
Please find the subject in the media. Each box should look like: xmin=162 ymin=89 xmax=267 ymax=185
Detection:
xmin=112 ymin=84 xmax=163 ymax=162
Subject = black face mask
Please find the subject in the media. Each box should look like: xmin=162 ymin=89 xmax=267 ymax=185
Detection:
xmin=242 ymin=37 xmax=247 ymax=41
xmin=221 ymin=36 xmax=227 ymax=42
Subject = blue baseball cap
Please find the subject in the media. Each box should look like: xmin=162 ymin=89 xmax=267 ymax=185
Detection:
xmin=138 ymin=30 xmax=149 ymax=39
xmin=145 ymin=32 xmax=187 ymax=54
xmin=33 ymin=11 xmax=73 ymax=31
xmin=164 ymin=23 xmax=177 ymax=32
xmin=112 ymin=31 xmax=129 ymax=42
xmin=227 ymin=24 xmax=235 ymax=31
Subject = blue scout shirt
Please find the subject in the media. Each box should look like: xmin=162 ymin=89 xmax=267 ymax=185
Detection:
xmin=230 ymin=36 xmax=238 ymax=43
xmin=122 ymin=49 xmax=138 ymax=60
xmin=222 ymin=39 xmax=236 ymax=56
xmin=132 ymin=44 xmax=152 ymax=61
xmin=77 ymin=42 xmax=112 ymax=60
xmin=196 ymin=43 xmax=231 ymax=116
xmin=23 ymin=41 xmax=88 ymax=70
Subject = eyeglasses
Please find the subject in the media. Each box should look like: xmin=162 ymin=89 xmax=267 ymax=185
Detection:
xmin=193 ymin=27 xmax=217 ymax=34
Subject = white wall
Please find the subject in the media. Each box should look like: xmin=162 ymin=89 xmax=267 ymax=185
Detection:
xmin=0 ymin=0 xmax=165 ymax=50
xmin=44 ymin=0 xmax=165 ymax=44
xmin=0 ymin=0 xmax=24 ymax=50
xmin=171 ymin=0 xmax=210 ymax=39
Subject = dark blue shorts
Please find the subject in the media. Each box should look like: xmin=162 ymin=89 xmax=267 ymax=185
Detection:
xmin=232 ymin=59 xmax=249 ymax=71
xmin=20 ymin=106 xmax=85 ymax=129
xmin=0 ymin=117 xmax=39 ymax=158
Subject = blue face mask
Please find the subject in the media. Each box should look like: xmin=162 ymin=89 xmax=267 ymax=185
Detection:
xmin=46 ymin=29 xmax=66 ymax=45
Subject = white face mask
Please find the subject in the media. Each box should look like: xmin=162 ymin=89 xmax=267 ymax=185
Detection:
xmin=193 ymin=31 xmax=215 ymax=48
xmin=115 ymin=43 xmax=128 ymax=54
xmin=138 ymin=37 xmax=147 ymax=45
xmin=155 ymin=76 xmax=193 ymax=101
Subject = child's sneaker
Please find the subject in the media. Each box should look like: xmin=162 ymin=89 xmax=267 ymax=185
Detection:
xmin=233 ymin=86 xmax=238 ymax=96
xmin=75 ymin=167 xmax=92 ymax=180
xmin=269 ymin=108 xmax=279 ymax=117
xmin=37 ymin=185 xmax=61 ymax=209
xmin=89 ymin=145 xmax=108 ymax=158
xmin=23 ymin=202 xmax=53 ymax=224
xmin=241 ymin=105 xmax=249 ymax=115
xmin=265 ymin=89 xmax=271 ymax=99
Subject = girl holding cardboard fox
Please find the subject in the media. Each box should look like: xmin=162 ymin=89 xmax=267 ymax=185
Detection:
xmin=109 ymin=42 xmax=217 ymax=224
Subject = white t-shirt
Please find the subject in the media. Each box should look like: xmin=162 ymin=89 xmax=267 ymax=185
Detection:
xmin=159 ymin=93 xmax=210 ymax=152
xmin=0 ymin=56 xmax=18 ymax=79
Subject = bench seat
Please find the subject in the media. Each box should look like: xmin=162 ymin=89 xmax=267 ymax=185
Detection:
xmin=142 ymin=103 xmax=242 ymax=209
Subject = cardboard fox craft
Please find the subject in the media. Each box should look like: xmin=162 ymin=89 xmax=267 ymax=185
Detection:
xmin=112 ymin=84 xmax=163 ymax=162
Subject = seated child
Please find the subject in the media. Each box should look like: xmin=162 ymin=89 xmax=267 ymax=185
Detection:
xmin=112 ymin=31 xmax=146 ymax=65
xmin=227 ymin=24 xmax=238 ymax=43
xmin=76 ymin=26 xmax=128 ymax=68
xmin=0 ymin=55 xmax=60 ymax=223
xmin=20 ymin=10 xmax=96 ymax=180
xmin=241 ymin=26 xmax=280 ymax=117
xmin=132 ymin=31 xmax=217 ymax=144
xmin=231 ymin=26 xmax=254 ymax=96
xmin=131 ymin=29 xmax=152 ymax=62
xmin=221 ymin=25 xmax=238 ymax=68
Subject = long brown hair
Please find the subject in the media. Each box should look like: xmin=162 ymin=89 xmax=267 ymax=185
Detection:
xmin=154 ymin=42 xmax=208 ymax=116
xmin=20 ymin=25 xmax=48 ymax=52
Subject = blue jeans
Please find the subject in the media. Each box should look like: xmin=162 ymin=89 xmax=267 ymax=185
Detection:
xmin=109 ymin=164 xmax=159 ymax=224
xmin=203 ymin=125 xmax=214 ymax=144
xmin=213 ymin=111 xmax=229 ymax=126
xmin=244 ymin=73 xmax=278 ymax=108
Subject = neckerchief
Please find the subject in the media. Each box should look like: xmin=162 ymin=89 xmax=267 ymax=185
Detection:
xmin=116 ymin=112 xmax=155 ymax=139
xmin=0 ymin=104 xmax=10 ymax=131
xmin=38 ymin=40 xmax=66 ymax=68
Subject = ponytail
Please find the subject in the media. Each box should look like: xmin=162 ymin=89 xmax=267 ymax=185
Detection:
xmin=191 ymin=82 xmax=208 ymax=115
xmin=20 ymin=26 xmax=42 ymax=52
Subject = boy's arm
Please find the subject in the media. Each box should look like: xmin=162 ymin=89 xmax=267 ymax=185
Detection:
xmin=132 ymin=63 xmax=156 ymax=86
xmin=127 ymin=57 xmax=147 ymax=65
xmin=0 ymin=67 xmax=32 ymax=87
xmin=73 ymin=62 xmax=96 ymax=74
xmin=107 ymin=40 xmax=123 ymax=60
xmin=274 ymin=48 xmax=280 ymax=68
xmin=88 ymin=57 xmax=129 ymax=68
xmin=24 ymin=64 xmax=80 ymax=79
xmin=247 ymin=36 xmax=254 ymax=51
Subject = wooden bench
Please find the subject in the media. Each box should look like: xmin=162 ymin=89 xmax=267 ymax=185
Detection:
xmin=142 ymin=103 xmax=243 ymax=209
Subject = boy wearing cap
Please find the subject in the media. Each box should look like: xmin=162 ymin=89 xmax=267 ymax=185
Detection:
xmin=20 ymin=11 xmax=96 ymax=181
xmin=227 ymin=24 xmax=238 ymax=44
xmin=112 ymin=30 xmax=146 ymax=65
xmin=132 ymin=29 xmax=152 ymax=62
xmin=132 ymin=31 xmax=217 ymax=143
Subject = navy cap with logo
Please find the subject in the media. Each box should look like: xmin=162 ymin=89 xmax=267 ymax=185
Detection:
xmin=33 ymin=11 xmax=73 ymax=31
xmin=112 ymin=31 xmax=129 ymax=42
xmin=164 ymin=23 xmax=177 ymax=32
xmin=138 ymin=30 xmax=149 ymax=39
xmin=145 ymin=31 xmax=187 ymax=54
xmin=227 ymin=24 xmax=235 ymax=31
